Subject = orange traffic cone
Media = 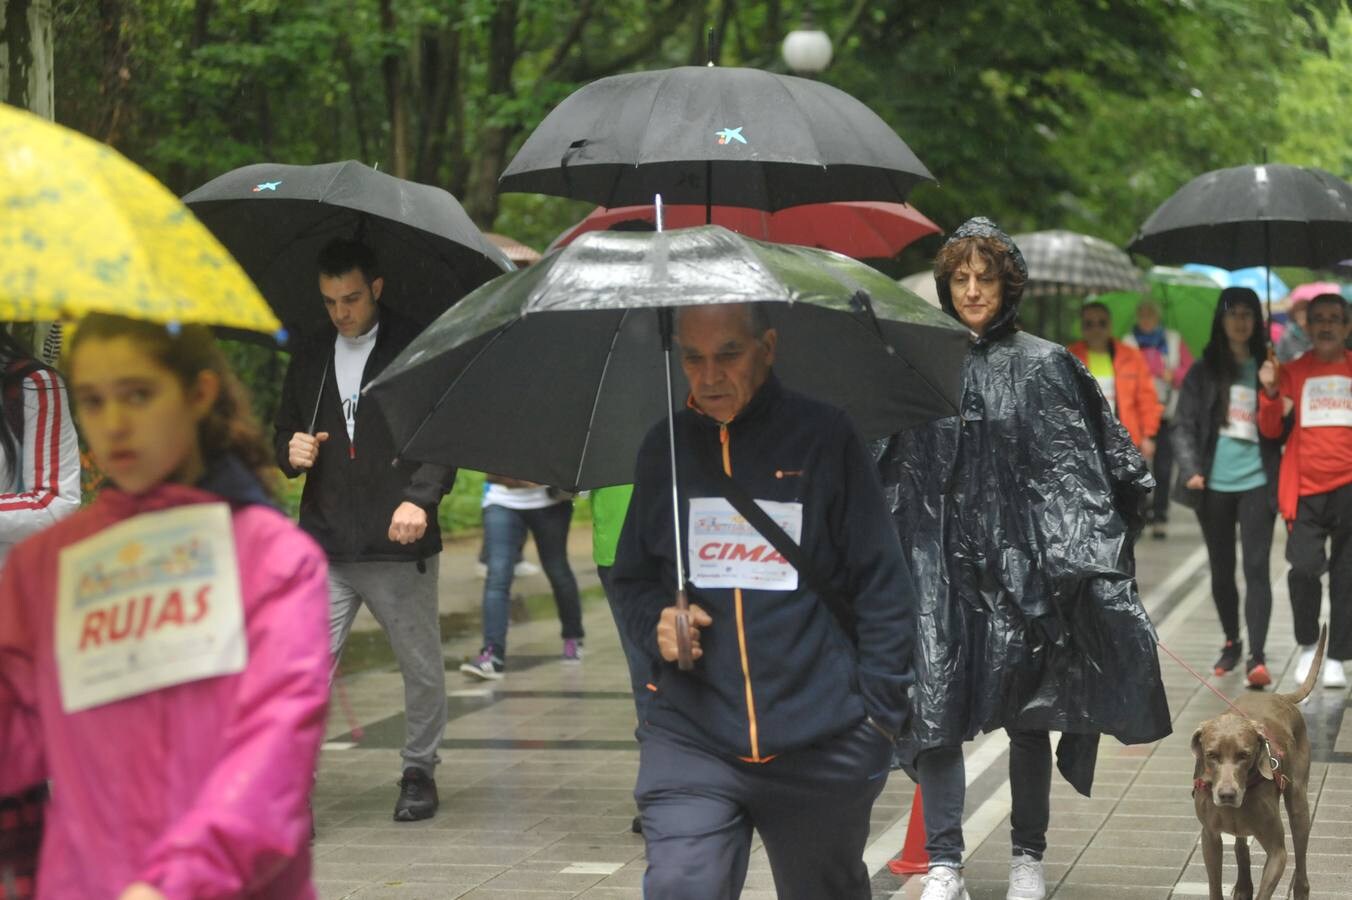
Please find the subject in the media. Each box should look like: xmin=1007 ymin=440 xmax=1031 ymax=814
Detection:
xmin=887 ymin=786 xmax=929 ymax=875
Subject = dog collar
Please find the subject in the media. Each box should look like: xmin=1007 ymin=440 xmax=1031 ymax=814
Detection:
xmin=1258 ymin=730 xmax=1288 ymax=793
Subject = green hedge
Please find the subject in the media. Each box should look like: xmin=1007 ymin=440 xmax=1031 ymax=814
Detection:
xmin=278 ymin=468 xmax=592 ymax=538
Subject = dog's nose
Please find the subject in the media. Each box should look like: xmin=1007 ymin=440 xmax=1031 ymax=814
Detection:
xmin=1217 ymin=787 xmax=1238 ymax=805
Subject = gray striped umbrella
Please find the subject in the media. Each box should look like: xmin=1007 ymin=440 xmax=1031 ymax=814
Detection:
xmin=1013 ymin=230 xmax=1144 ymax=298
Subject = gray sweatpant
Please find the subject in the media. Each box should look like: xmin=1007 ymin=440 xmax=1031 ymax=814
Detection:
xmin=328 ymin=558 xmax=447 ymax=774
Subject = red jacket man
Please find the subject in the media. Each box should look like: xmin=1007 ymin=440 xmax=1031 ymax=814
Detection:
xmin=1258 ymin=292 xmax=1352 ymax=687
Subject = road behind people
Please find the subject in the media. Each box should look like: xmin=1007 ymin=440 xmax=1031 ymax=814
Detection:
xmin=613 ymin=302 xmax=917 ymax=900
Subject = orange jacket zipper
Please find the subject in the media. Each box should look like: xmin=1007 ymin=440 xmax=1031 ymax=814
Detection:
xmin=722 ymin=423 xmax=765 ymax=763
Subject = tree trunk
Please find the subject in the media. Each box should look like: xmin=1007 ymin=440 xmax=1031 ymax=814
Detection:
xmin=165 ymin=0 xmax=214 ymax=193
xmin=413 ymin=24 xmax=459 ymax=186
xmin=1 ymin=0 xmax=54 ymax=117
xmin=463 ymin=0 xmax=520 ymax=227
xmin=380 ymin=0 xmax=410 ymax=178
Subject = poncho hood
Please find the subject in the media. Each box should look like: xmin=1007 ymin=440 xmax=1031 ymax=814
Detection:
xmin=935 ymin=216 xmax=1028 ymax=343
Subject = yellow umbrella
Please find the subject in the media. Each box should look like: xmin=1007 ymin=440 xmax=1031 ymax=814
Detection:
xmin=0 ymin=103 xmax=282 ymax=338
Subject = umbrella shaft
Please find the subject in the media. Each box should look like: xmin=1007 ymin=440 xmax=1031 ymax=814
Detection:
xmin=664 ymin=343 xmax=687 ymax=592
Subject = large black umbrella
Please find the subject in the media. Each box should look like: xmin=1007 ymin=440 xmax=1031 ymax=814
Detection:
xmin=184 ymin=160 xmax=513 ymax=338
xmin=498 ymin=66 xmax=934 ymax=211
xmin=364 ymin=225 xmax=968 ymax=490
xmin=1128 ymin=164 xmax=1352 ymax=270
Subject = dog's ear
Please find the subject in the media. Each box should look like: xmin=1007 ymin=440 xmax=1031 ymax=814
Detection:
xmin=1191 ymin=726 xmax=1206 ymax=779
xmin=1252 ymin=724 xmax=1276 ymax=781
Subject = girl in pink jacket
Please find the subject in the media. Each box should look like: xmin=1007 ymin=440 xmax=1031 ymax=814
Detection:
xmin=0 ymin=315 xmax=331 ymax=899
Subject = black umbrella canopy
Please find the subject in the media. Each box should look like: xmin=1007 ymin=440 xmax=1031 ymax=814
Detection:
xmin=183 ymin=161 xmax=513 ymax=339
xmin=499 ymin=66 xmax=934 ymax=210
xmin=365 ymin=225 xmax=969 ymax=490
xmin=1128 ymin=163 xmax=1352 ymax=269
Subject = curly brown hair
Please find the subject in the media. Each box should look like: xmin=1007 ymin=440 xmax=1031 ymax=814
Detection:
xmin=66 ymin=315 xmax=278 ymax=498
xmin=933 ymin=235 xmax=1027 ymax=302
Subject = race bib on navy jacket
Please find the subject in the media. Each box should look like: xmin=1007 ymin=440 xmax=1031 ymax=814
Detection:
xmin=611 ymin=374 xmax=917 ymax=761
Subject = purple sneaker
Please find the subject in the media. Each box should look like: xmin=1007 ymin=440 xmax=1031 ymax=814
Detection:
xmin=562 ymin=638 xmax=584 ymax=664
xmin=460 ymin=647 xmax=504 ymax=681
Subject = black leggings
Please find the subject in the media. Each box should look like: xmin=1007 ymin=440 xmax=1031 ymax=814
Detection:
xmin=1196 ymin=485 xmax=1276 ymax=659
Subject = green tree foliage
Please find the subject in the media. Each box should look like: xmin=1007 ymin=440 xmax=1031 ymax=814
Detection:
xmin=1276 ymin=6 xmax=1352 ymax=179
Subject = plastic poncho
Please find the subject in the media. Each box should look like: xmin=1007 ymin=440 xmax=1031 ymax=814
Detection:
xmin=877 ymin=218 xmax=1171 ymax=795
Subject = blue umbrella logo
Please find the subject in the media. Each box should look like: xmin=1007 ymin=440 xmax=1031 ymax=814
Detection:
xmin=715 ymin=127 xmax=746 ymax=146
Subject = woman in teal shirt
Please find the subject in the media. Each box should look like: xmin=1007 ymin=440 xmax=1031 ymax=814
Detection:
xmin=1172 ymin=288 xmax=1285 ymax=688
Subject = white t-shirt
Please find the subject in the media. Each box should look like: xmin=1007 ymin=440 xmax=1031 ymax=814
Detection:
xmin=483 ymin=483 xmax=561 ymax=510
xmin=333 ymin=324 xmax=379 ymax=441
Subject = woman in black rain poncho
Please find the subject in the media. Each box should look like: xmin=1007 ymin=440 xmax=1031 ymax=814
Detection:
xmin=876 ymin=219 xmax=1170 ymax=900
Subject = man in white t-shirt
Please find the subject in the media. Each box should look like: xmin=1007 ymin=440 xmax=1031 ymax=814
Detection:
xmin=275 ymin=239 xmax=456 ymax=821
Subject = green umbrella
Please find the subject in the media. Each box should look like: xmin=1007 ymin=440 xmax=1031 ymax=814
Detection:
xmin=1090 ymin=267 xmax=1220 ymax=356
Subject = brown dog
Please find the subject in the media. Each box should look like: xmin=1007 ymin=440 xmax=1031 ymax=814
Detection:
xmin=1191 ymin=626 xmax=1326 ymax=900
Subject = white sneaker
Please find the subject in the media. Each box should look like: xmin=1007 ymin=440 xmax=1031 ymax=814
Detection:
xmin=1007 ymin=852 xmax=1047 ymax=900
xmin=513 ymin=560 xmax=540 ymax=577
xmin=1295 ymin=645 xmax=1317 ymax=683
xmin=1323 ymin=657 xmax=1348 ymax=689
xmin=474 ymin=561 xmax=488 ymax=579
xmin=920 ymin=865 xmax=970 ymax=900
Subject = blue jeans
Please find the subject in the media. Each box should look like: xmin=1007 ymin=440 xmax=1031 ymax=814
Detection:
xmin=481 ymin=501 xmax=583 ymax=655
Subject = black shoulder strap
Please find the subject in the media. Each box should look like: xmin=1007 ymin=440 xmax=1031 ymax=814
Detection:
xmin=689 ymin=429 xmax=857 ymax=643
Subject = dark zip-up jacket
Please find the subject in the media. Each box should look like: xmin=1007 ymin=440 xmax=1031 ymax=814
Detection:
xmin=1171 ymin=360 xmax=1285 ymax=512
xmin=612 ymin=375 xmax=916 ymax=760
xmin=273 ymin=307 xmax=455 ymax=562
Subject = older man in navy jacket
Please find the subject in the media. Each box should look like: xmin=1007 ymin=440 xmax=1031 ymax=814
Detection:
xmin=614 ymin=302 xmax=917 ymax=900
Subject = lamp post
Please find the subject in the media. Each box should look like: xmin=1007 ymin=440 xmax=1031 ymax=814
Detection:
xmin=781 ymin=8 xmax=833 ymax=75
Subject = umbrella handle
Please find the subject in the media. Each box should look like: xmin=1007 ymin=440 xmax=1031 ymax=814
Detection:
xmin=674 ymin=588 xmax=694 ymax=671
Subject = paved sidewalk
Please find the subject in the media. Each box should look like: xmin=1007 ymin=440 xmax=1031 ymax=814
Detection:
xmin=313 ymin=511 xmax=1352 ymax=899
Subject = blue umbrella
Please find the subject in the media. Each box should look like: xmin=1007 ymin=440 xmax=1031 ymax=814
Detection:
xmin=1182 ymin=263 xmax=1289 ymax=302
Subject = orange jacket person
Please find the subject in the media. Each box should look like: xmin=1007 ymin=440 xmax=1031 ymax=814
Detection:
xmin=1069 ymin=301 xmax=1163 ymax=456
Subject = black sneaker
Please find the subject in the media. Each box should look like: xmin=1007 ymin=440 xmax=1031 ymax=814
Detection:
xmin=631 ymin=814 xmax=643 ymax=835
xmin=393 ymin=767 xmax=438 ymax=821
xmin=1213 ymin=640 xmax=1243 ymax=676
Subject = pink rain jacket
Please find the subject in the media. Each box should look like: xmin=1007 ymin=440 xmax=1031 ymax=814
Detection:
xmin=0 ymin=481 xmax=331 ymax=899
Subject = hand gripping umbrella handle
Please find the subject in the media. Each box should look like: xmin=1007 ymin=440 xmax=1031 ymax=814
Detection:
xmin=674 ymin=588 xmax=694 ymax=671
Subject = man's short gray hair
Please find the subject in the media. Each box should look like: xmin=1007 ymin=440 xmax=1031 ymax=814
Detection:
xmin=674 ymin=302 xmax=773 ymax=338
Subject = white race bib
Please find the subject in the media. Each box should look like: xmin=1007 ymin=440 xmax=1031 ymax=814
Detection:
xmin=1300 ymin=375 xmax=1352 ymax=428
xmin=1219 ymin=385 xmax=1259 ymax=442
xmin=56 ymin=503 xmax=247 ymax=713
xmin=688 ymin=497 xmax=803 ymax=591
xmin=1095 ymin=375 xmax=1117 ymax=413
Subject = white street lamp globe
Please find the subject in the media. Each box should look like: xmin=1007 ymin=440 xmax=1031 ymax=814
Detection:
xmin=782 ymin=26 xmax=833 ymax=74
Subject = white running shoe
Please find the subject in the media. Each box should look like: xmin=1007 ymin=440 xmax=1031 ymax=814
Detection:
xmin=513 ymin=560 xmax=541 ymax=577
xmin=1295 ymin=644 xmax=1317 ymax=683
xmin=1007 ymin=852 xmax=1047 ymax=900
xmin=920 ymin=865 xmax=970 ymax=900
xmin=1323 ymin=657 xmax=1348 ymax=689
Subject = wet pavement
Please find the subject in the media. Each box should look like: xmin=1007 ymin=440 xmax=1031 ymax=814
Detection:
xmin=313 ymin=510 xmax=1351 ymax=899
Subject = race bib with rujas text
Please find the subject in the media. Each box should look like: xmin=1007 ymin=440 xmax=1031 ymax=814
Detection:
xmin=688 ymin=497 xmax=803 ymax=590
xmin=55 ymin=503 xmax=247 ymax=713
xmin=1301 ymin=375 xmax=1352 ymax=428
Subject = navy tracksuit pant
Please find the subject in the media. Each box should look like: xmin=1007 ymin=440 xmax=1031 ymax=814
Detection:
xmin=635 ymin=720 xmax=893 ymax=899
